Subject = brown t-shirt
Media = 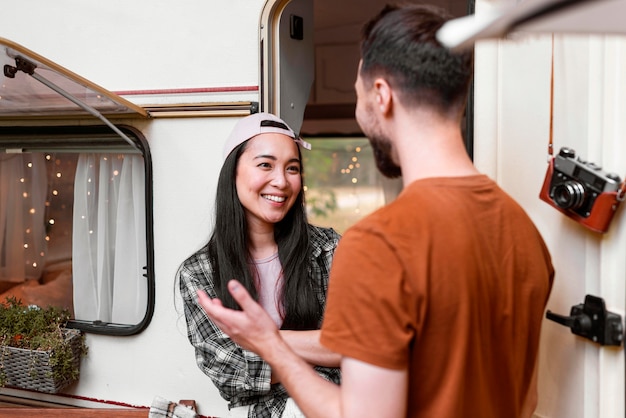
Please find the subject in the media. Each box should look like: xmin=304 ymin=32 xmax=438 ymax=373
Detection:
xmin=321 ymin=175 xmax=554 ymax=418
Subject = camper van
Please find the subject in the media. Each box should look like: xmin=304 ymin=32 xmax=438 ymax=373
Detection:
xmin=0 ymin=0 xmax=624 ymax=417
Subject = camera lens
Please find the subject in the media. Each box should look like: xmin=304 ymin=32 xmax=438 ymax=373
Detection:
xmin=553 ymin=180 xmax=585 ymax=209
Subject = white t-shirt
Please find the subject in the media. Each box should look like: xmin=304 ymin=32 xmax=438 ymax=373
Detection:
xmin=252 ymin=253 xmax=283 ymax=327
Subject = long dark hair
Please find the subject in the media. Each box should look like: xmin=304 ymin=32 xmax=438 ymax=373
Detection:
xmin=207 ymin=140 xmax=322 ymax=330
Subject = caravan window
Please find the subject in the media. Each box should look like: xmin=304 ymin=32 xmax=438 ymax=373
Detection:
xmin=0 ymin=125 xmax=154 ymax=335
xmin=302 ymin=136 xmax=402 ymax=233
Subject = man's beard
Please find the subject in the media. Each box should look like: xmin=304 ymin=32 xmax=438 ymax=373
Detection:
xmin=358 ymin=100 xmax=402 ymax=179
xmin=369 ymin=133 xmax=402 ymax=179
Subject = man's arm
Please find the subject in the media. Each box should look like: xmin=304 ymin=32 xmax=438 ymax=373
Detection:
xmin=197 ymin=280 xmax=408 ymax=418
xmin=270 ymin=330 xmax=341 ymax=384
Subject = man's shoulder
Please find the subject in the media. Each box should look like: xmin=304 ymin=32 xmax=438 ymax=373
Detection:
xmin=341 ymin=200 xmax=409 ymax=242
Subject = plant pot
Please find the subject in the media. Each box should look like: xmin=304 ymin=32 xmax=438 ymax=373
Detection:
xmin=0 ymin=328 xmax=84 ymax=393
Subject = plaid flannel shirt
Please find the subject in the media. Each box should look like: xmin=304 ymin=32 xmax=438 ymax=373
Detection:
xmin=178 ymin=224 xmax=342 ymax=418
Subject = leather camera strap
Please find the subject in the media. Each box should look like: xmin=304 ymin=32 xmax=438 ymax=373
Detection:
xmin=548 ymin=34 xmax=554 ymax=159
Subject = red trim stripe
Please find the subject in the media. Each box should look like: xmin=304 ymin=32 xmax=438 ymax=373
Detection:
xmin=114 ymin=86 xmax=259 ymax=96
xmin=6 ymin=390 xmax=214 ymax=418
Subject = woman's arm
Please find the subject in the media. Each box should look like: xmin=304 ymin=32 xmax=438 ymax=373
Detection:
xmin=283 ymin=226 xmax=342 ymax=369
xmin=280 ymin=329 xmax=341 ymax=367
xmin=178 ymin=261 xmax=273 ymax=400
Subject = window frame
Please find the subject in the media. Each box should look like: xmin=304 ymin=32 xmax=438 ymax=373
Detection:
xmin=0 ymin=124 xmax=155 ymax=336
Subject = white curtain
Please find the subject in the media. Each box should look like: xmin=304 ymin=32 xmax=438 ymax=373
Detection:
xmin=72 ymin=153 xmax=146 ymax=324
xmin=0 ymin=153 xmax=47 ymax=283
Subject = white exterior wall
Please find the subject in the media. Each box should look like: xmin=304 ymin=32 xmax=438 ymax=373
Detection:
xmin=474 ymin=1 xmax=626 ymax=416
xmin=2 ymin=0 xmax=261 ymax=92
xmin=1 ymin=1 xmax=268 ymax=415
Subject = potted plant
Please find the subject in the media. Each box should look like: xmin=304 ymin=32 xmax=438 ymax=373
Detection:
xmin=0 ymin=296 xmax=88 ymax=393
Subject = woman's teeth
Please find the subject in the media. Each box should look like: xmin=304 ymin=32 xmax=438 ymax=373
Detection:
xmin=263 ymin=195 xmax=286 ymax=203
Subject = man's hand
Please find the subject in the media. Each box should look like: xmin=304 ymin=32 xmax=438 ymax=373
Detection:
xmin=197 ymin=279 xmax=281 ymax=356
xmin=197 ymin=280 xmax=407 ymax=418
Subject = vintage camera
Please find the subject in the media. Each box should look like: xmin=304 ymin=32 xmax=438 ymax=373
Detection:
xmin=539 ymin=147 xmax=623 ymax=233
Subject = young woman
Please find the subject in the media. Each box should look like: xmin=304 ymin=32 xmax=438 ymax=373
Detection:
xmin=177 ymin=113 xmax=341 ymax=418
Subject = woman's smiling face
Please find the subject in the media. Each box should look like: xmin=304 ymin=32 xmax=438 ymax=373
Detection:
xmin=235 ymin=133 xmax=302 ymax=229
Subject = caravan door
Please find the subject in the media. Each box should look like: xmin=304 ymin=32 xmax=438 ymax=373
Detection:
xmin=451 ymin=1 xmax=626 ymax=416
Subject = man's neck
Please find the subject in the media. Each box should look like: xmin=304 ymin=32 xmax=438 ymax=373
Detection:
xmin=392 ymin=111 xmax=479 ymax=187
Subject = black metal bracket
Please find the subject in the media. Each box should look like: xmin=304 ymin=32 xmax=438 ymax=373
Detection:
xmin=3 ymin=56 xmax=37 ymax=78
xmin=546 ymin=294 xmax=624 ymax=346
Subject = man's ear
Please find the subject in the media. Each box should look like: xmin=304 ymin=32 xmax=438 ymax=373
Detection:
xmin=373 ymin=78 xmax=392 ymax=115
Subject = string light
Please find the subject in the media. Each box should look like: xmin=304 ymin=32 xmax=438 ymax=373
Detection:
xmin=9 ymin=152 xmax=96 ymax=277
xmin=304 ymin=138 xmax=391 ymax=233
xmin=338 ymin=144 xmax=363 ymax=215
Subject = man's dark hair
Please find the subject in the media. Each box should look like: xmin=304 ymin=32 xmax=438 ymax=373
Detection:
xmin=360 ymin=3 xmax=473 ymax=118
xmin=206 ymin=140 xmax=322 ymax=330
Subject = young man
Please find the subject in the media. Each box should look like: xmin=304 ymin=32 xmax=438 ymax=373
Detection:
xmin=198 ymin=4 xmax=554 ymax=418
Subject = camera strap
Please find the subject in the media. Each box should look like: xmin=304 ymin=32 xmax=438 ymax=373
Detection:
xmin=546 ymin=35 xmax=626 ymax=202
xmin=548 ymin=34 xmax=555 ymax=159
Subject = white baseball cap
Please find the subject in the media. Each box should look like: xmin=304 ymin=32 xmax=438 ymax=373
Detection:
xmin=222 ymin=112 xmax=311 ymax=160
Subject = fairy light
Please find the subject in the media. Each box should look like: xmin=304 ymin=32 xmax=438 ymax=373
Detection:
xmin=11 ymin=157 xmax=46 ymax=277
xmin=337 ymin=143 xmax=364 ymax=215
xmin=9 ymin=152 xmax=132 ymax=280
